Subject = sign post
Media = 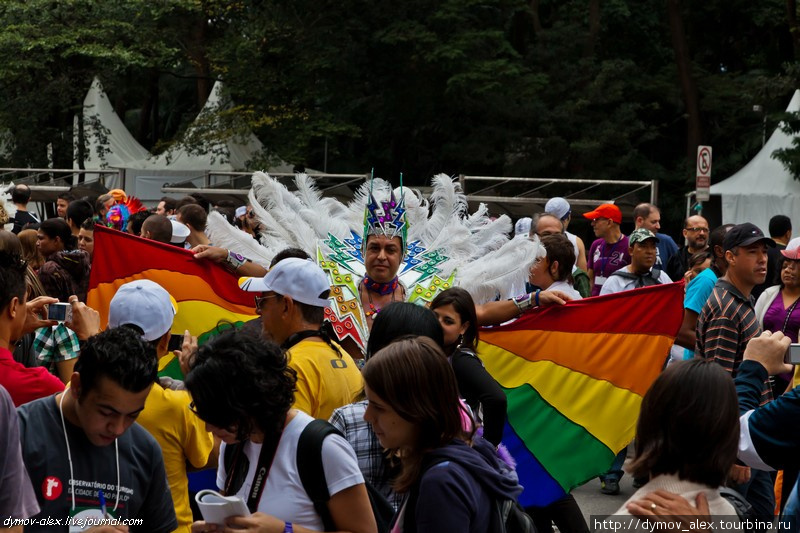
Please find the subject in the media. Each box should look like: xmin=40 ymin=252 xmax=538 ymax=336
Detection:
xmin=695 ymin=145 xmax=712 ymax=202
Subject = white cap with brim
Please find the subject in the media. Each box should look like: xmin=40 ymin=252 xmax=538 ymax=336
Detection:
xmin=170 ymin=219 xmax=190 ymax=244
xmin=108 ymin=279 xmax=177 ymax=341
xmin=238 ymin=257 xmax=331 ymax=308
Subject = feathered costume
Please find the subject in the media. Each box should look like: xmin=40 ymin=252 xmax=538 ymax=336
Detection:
xmin=209 ymin=172 xmax=543 ymax=353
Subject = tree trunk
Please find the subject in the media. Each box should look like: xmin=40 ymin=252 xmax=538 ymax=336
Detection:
xmin=585 ymin=0 xmax=601 ymax=57
xmin=189 ymin=18 xmax=211 ymax=108
xmin=529 ymin=0 xmax=543 ymax=35
xmin=667 ymin=0 xmax=702 ymax=166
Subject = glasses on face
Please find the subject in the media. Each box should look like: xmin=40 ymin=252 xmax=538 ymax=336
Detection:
xmin=685 ymin=227 xmax=709 ymax=233
xmin=254 ymin=294 xmax=280 ymax=313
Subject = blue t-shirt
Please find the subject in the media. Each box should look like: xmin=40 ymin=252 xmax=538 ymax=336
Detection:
xmin=683 ymin=267 xmax=718 ymax=359
xmin=655 ymin=232 xmax=679 ymax=269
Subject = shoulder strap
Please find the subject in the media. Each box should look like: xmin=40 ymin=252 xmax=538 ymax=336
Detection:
xmin=297 ymin=419 xmax=340 ymax=531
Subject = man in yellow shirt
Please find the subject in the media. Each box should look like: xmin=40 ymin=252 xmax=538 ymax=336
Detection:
xmin=240 ymin=257 xmax=363 ymax=420
xmin=108 ymin=280 xmax=216 ymax=533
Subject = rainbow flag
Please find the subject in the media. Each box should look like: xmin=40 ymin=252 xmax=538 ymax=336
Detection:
xmin=87 ymin=225 xmax=258 ymax=377
xmin=479 ymin=282 xmax=684 ymax=507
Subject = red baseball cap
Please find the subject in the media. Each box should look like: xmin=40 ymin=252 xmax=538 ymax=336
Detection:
xmin=583 ymin=204 xmax=622 ymax=224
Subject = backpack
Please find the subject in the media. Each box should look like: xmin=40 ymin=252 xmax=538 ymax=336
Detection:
xmin=405 ymin=456 xmax=536 ymax=533
xmin=297 ymin=420 xmax=396 ymax=533
xmin=608 ymin=267 xmax=663 ymax=288
xmin=223 ymin=419 xmax=395 ymax=532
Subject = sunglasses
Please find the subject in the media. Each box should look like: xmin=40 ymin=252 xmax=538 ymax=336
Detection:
xmin=254 ymin=294 xmax=281 ymax=313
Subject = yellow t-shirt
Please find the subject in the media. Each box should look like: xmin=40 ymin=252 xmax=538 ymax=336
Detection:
xmin=137 ymin=385 xmax=215 ymax=533
xmin=287 ymin=339 xmax=363 ymax=420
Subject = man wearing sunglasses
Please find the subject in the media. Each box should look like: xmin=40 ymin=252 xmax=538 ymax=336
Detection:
xmin=239 ymin=257 xmax=363 ymax=421
xmin=666 ymin=215 xmax=710 ymax=282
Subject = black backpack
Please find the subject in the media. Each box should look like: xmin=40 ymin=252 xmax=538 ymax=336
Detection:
xmin=223 ymin=419 xmax=395 ymax=532
xmin=223 ymin=420 xmax=394 ymax=533
xmin=297 ymin=420 xmax=395 ymax=533
xmin=405 ymin=456 xmax=536 ymax=533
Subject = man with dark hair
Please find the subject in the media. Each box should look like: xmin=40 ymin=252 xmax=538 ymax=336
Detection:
xmin=107 ymin=280 xmax=214 ymax=533
xmin=174 ymin=195 xmax=198 ymax=212
xmin=600 ymin=229 xmax=672 ymax=295
xmin=65 ymin=199 xmax=94 ymax=236
xmin=176 ymin=204 xmax=210 ymax=247
xmin=752 ymin=214 xmax=793 ymax=300
xmin=127 ymin=210 xmax=151 ymax=236
xmin=632 ymin=203 xmax=679 ymax=270
xmin=666 ymin=215 xmax=710 ymax=281
xmin=140 ymin=214 xmax=173 ymax=244
xmin=0 ymin=251 xmax=63 ymax=406
xmin=155 ymin=196 xmax=177 ymax=216
xmin=56 ymin=193 xmax=74 ymax=219
xmin=239 ymin=257 xmax=362 ymax=420
xmin=17 ymin=326 xmax=178 ymax=531
xmin=597 ymin=228 xmax=670 ymax=495
xmin=696 ymin=222 xmax=776 ymax=522
xmin=10 ymin=184 xmax=40 ymax=234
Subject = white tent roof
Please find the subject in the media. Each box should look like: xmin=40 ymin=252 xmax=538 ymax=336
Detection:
xmin=74 ymin=77 xmax=151 ymax=170
xmin=125 ymin=81 xmax=290 ymax=172
xmin=710 ymin=89 xmax=800 ymax=232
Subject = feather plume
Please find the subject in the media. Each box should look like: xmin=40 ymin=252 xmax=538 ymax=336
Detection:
xmin=413 ymin=174 xmax=466 ymax=245
xmin=205 ymin=211 xmax=274 ymax=267
xmin=455 ymin=237 xmax=544 ymax=304
xmin=468 ymin=214 xmax=513 ymax=259
xmin=294 ymin=173 xmax=351 ymax=238
xmin=250 ymin=172 xmax=318 ymax=252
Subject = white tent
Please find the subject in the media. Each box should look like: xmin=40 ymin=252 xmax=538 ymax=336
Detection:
xmin=73 ymin=77 xmax=152 ymax=188
xmin=710 ymin=90 xmax=800 ymax=233
xmin=121 ymin=81 xmax=294 ymax=202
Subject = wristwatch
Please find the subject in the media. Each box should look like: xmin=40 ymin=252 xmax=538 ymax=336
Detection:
xmin=225 ymin=250 xmax=247 ymax=270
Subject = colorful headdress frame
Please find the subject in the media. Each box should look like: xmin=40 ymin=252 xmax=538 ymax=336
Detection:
xmin=362 ymin=172 xmax=408 ymax=255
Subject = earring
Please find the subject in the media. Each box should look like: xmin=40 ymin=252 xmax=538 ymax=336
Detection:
xmin=456 ymin=334 xmax=464 ymax=349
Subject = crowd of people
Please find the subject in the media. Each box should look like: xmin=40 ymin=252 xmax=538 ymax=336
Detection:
xmin=2 ymin=180 xmax=800 ymax=533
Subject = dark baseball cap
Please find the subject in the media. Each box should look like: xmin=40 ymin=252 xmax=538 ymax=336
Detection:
xmin=722 ymin=223 xmax=776 ymax=252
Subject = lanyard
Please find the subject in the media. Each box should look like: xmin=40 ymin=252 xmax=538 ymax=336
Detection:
xmin=224 ymin=430 xmax=283 ymax=512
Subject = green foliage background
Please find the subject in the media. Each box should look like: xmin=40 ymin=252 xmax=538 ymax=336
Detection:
xmin=0 ymin=0 xmax=797 ymax=227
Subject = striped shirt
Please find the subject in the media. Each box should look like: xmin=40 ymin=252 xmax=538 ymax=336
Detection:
xmin=696 ymin=279 xmax=771 ymax=404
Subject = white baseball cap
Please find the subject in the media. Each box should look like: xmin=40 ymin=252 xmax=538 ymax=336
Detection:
xmin=544 ymin=197 xmax=571 ymax=220
xmin=238 ymin=257 xmax=331 ymax=308
xmin=109 ymin=280 xmax=177 ymax=341
xmin=170 ymin=219 xmax=190 ymax=244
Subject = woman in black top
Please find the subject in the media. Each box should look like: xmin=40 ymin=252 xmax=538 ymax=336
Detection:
xmin=430 ymin=288 xmax=507 ymax=447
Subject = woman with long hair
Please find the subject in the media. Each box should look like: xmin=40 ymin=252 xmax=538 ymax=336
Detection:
xmin=612 ymin=359 xmax=741 ymax=521
xmin=187 ymin=330 xmax=376 ymax=533
xmin=363 ymin=336 xmax=524 ymax=533
xmin=429 ymin=288 xmax=506 ymax=447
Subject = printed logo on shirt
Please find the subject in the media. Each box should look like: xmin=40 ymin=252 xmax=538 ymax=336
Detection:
xmin=42 ymin=476 xmax=63 ymax=500
xmin=330 ymin=358 xmax=348 ymax=369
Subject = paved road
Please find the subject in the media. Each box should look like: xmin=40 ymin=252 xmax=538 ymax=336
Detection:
xmin=573 ymin=472 xmax=636 ymax=531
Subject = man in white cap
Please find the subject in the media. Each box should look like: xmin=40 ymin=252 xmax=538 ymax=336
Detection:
xmin=239 ymin=257 xmax=363 ymax=420
xmin=544 ymin=197 xmax=587 ymax=271
xmin=107 ymin=279 xmax=215 ymax=533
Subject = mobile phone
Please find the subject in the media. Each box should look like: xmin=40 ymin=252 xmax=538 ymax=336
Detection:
xmin=48 ymin=302 xmax=72 ymax=323
xmin=786 ymin=343 xmax=800 ymax=364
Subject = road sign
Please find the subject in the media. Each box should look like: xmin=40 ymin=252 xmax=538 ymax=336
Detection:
xmin=696 ymin=145 xmax=712 ymax=201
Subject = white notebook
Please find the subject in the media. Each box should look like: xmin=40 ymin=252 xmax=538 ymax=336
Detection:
xmin=195 ymin=489 xmax=251 ymax=525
